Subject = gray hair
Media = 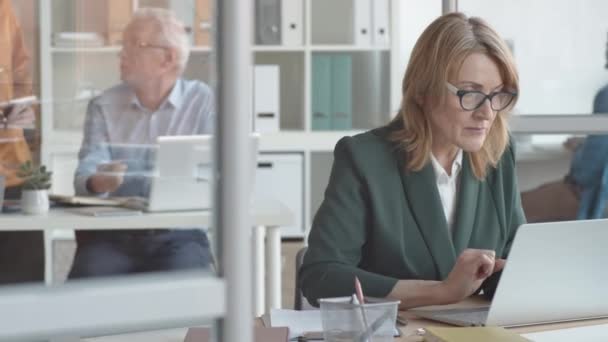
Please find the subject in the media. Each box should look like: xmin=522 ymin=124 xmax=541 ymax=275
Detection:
xmin=132 ymin=8 xmax=190 ymax=73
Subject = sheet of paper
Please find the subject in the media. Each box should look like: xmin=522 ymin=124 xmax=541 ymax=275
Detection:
xmin=270 ymin=309 xmax=322 ymax=339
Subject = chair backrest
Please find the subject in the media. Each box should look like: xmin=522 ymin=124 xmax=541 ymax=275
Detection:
xmin=293 ymin=246 xmax=308 ymax=310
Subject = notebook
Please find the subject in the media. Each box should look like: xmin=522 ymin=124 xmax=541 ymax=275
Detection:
xmin=49 ymin=194 xmax=130 ymax=207
xmin=184 ymin=327 xmax=289 ymax=342
xmin=424 ymin=326 xmax=531 ymax=342
xmin=69 ymin=206 xmax=142 ymax=217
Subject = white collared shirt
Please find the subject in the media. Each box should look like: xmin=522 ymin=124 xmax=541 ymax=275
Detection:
xmin=430 ymin=150 xmax=463 ymax=232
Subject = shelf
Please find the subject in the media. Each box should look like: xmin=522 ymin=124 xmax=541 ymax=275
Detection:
xmin=52 ymin=46 xmax=120 ymax=53
xmin=259 ymin=130 xmax=364 ymax=152
xmin=252 ymin=45 xmax=392 ymax=52
xmin=51 ymin=46 xmax=212 ymax=53
xmin=310 ymin=45 xmax=391 ymax=52
xmin=510 ymin=115 xmax=608 ymax=134
xmin=252 ymin=46 xmax=306 ymax=52
xmin=45 ymin=130 xmax=366 ymax=153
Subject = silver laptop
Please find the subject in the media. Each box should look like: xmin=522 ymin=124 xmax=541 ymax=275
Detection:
xmin=411 ymin=219 xmax=608 ymax=327
xmin=127 ymin=134 xmax=259 ymax=212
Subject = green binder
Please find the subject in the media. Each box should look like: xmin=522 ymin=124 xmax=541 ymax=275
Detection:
xmin=311 ymin=54 xmax=332 ymax=130
xmin=330 ymin=54 xmax=353 ymax=130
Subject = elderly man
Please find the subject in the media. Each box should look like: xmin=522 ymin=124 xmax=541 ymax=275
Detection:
xmin=69 ymin=8 xmax=214 ymax=279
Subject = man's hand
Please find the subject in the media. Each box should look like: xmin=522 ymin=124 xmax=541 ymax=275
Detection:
xmin=87 ymin=162 xmax=128 ymax=194
xmin=441 ymin=249 xmax=505 ymax=303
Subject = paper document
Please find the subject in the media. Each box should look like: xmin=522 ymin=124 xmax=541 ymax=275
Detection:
xmin=70 ymin=206 xmax=142 ymax=217
xmin=268 ymin=309 xmax=322 ymax=339
xmin=50 ymin=194 xmax=130 ymax=207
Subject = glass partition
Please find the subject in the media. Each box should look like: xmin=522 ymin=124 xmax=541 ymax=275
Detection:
xmin=0 ymin=0 xmax=223 ymax=340
xmin=459 ymin=0 xmax=608 ymax=116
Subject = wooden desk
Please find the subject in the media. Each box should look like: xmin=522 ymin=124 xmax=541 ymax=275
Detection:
xmin=82 ymin=297 xmax=608 ymax=341
xmin=0 ymin=200 xmax=293 ymax=315
xmin=397 ymin=297 xmax=608 ymax=340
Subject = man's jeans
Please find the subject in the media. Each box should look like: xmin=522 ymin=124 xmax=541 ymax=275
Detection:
xmin=68 ymin=229 xmax=213 ymax=279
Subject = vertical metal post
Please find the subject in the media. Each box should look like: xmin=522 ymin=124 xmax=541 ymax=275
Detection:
xmin=38 ymin=0 xmax=52 ymax=166
xmin=215 ymin=0 xmax=253 ymax=341
xmin=442 ymin=0 xmax=458 ymax=13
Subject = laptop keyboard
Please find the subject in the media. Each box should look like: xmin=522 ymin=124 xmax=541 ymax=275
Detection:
xmin=432 ymin=308 xmax=489 ymax=326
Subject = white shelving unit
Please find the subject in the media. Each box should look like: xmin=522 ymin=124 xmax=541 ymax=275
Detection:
xmin=251 ymin=0 xmax=401 ymax=238
xmin=38 ymin=0 xmax=402 ymax=239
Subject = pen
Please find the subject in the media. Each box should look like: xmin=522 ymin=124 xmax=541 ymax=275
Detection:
xmin=354 ymin=276 xmax=373 ymax=342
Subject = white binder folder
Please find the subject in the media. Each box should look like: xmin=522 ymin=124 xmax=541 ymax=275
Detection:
xmin=253 ymin=65 xmax=280 ymax=132
xmin=372 ymin=0 xmax=390 ymax=46
xmin=254 ymin=153 xmax=304 ymax=238
xmin=353 ymin=0 xmax=371 ymax=46
xmin=256 ymin=0 xmax=281 ymax=44
xmin=281 ymin=0 xmax=303 ymax=46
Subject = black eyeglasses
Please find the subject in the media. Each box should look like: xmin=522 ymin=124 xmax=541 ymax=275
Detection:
xmin=446 ymin=82 xmax=517 ymax=111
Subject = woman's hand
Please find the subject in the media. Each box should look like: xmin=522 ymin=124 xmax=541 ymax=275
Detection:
xmin=440 ymin=249 xmax=505 ymax=304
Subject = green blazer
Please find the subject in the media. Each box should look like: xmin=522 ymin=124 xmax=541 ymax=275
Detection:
xmin=300 ymin=124 xmax=526 ymax=305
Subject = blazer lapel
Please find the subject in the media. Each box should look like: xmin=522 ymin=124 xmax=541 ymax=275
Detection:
xmin=397 ymin=153 xmax=456 ymax=279
xmin=451 ymin=153 xmax=480 ymax=256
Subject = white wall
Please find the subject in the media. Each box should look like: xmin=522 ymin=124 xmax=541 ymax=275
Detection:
xmin=392 ymin=0 xmax=442 ymax=112
xmin=459 ymin=0 xmax=608 ymax=115
xmin=396 ymin=0 xmax=608 ymax=115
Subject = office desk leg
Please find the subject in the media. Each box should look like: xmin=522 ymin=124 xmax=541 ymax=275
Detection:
xmin=43 ymin=229 xmax=53 ymax=285
xmin=266 ymin=225 xmax=282 ymax=311
xmin=252 ymin=225 xmax=266 ymax=316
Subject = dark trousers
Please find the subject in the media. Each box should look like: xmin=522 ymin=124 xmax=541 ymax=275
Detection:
xmin=0 ymin=231 xmax=44 ymax=284
xmin=68 ymin=229 xmax=213 ymax=279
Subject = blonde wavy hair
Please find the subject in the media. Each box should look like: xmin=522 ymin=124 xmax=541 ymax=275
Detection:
xmin=390 ymin=12 xmax=519 ymax=179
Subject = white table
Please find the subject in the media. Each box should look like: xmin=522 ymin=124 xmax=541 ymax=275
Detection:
xmin=0 ymin=201 xmax=292 ymax=316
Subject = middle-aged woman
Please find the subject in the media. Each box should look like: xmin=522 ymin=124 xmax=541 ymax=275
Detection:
xmin=300 ymin=12 xmax=524 ymax=309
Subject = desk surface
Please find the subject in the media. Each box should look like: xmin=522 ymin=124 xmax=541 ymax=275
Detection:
xmin=83 ymin=297 xmax=608 ymax=341
xmin=0 ymin=200 xmax=293 ymax=231
xmin=398 ymin=297 xmax=608 ymax=339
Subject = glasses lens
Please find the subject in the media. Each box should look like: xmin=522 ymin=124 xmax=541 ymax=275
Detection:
xmin=461 ymin=92 xmax=486 ymax=110
xmin=491 ymin=92 xmax=514 ymax=111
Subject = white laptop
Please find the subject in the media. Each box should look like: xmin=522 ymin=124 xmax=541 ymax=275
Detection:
xmin=127 ymin=134 xmax=259 ymax=212
xmin=411 ymin=219 xmax=608 ymax=327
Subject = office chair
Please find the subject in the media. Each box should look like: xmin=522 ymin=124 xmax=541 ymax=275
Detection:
xmin=293 ymin=246 xmax=308 ymax=310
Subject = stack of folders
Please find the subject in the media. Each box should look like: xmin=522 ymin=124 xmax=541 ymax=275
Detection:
xmin=312 ymin=54 xmax=353 ymax=131
xmin=424 ymin=326 xmax=532 ymax=342
xmin=255 ymin=0 xmax=303 ymax=45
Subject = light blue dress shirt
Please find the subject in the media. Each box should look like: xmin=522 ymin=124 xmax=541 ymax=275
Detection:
xmin=74 ymin=79 xmax=215 ymax=198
